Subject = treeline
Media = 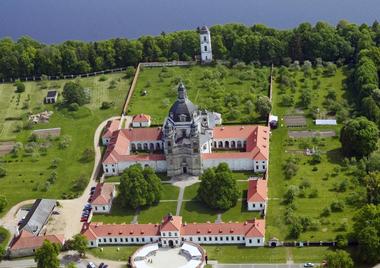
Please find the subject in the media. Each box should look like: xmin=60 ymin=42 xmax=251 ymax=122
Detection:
xmin=1 ymin=20 xmax=380 ymax=79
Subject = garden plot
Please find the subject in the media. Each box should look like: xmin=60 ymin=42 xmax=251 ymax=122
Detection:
xmin=288 ymin=130 xmax=336 ymax=138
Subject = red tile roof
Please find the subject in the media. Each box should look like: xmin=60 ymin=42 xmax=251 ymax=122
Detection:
xmin=82 ymin=222 xmax=161 ymax=238
xmin=182 ymin=219 xmax=265 ymax=237
xmin=102 ymin=119 xmax=120 ymax=138
xmin=133 ymin=114 xmax=151 ymax=123
xmin=102 ymin=128 xmax=165 ymax=164
xmin=91 ymin=183 xmax=115 ymax=205
xmin=10 ymin=231 xmax=65 ymax=250
xmin=247 ymin=179 xmax=267 ymax=202
xmin=160 ymin=215 xmax=182 ymax=232
xmin=82 ymin=217 xmax=265 ymax=240
xmin=202 ymin=125 xmax=269 ymax=161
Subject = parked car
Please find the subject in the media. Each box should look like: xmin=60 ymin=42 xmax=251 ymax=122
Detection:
xmin=98 ymin=263 xmax=104 ymax=268
xmin=52 ymin=211 xmax=60 ymax=215
xmin=304 ymin=263 xmax=314 ymax=267
xmin=80 ymin=217 xmax=88 ymax=222
xmin=84 ymin=204 xmax=92 ymax=209
xmin=87 ymin=262 xmax=96 ymax=268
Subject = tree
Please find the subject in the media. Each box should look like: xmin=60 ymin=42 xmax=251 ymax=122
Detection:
xmin=340 ymin=117 xmax=379 ymax=158
xmin=289 ymin=219 xmax=303 ymax=238
xmin=324 ymin=62 xmax=337 ymax=76
xmin=62 ymin=82 xmax=87 ymax=105
xmin=283 ymin=157 xmax=299 ymax=179
xmin=363 ymin=172 xmax=380 ymax=204
xmin=255 ymin=96 xmax=272 ymax=119
xmin=325 ymin=250 xmax=354 ymax=268
xmin=80 ymin=148 xmax=94 ymax=163
xmin=15 ymin=81 xmax=25 ymax=93
xmin=352 ymin=204 xmax=380 ymax=263
xmin=198 ymin=163 xmax=239 ymax=210
xmin=34 ymin=240 xmax=61 ymax=268
xmin=284 ymin=185 xmax=299 ymax=204
xmin=71 ymin=234 xmax=88 ymax=257
xmin=125 ymin=66 xmax=136 ymax=79
xmin=0 ymin=195 xmax=7 ymax=212
xmin=0 ymin=245 xmax=5 ymax=262
xmin=118 ymin=164 xmax=162 ymax=209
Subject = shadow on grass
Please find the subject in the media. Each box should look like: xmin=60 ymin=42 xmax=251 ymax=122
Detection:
xmin=326 ymin=148 xmax=343 ymax=165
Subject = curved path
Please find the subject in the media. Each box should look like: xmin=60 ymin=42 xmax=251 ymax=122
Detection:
xmin=0 ymin=116 xmax=120 ymax=241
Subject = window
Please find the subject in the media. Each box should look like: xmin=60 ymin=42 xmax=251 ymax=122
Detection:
xmin=204 ymin=36 xmax=206 ymax=42
xmin=253 ymin=204 xmax=256 ymax=208
xmin=114 ymin=238 xmax=117 ymax=242
xmin=198 ymin=237 xmax=201 ymax=241
xmin=220 ymin=237 xmax=223 ymax=241
xmin=120 ymin=238 xmax=123 ymax=242
xmin=226 ymin=237 xmax=229 ymax=241
xmin=103 ymin=206 xmax=106 ymax=210
xmin=150 ymin=238 xmax=153 ymax=242
xmin=136 ymin=238 xmax=139 ymax=242
xmin=163 ymin=240 xmax=166 ymax=244
xmin=162 ymin=233 xmax=165 ymax=236
xmin=231 ymin=236 xmax=234 ymax=241
xmin=215 ymin=237 xmax=218 ymax=241
xmin=262 ymin=165 xmax=265 ymax=169
xmin=131 ymin=238 xmax=134 ymax=242
xmin=256 ymin=165 xmax=259 ymax=170
xmin=209 ymin=237 xmax=212 ymax=241
xmin=142 ymin=238 xmax=145 ymax=242
xmin=237 ymin=237 xmax=240 ymax=241
xmin=169 ymin=232 xmax=172 ymax=237
xmin=203 ymin=237 xmax=207 ymax=241
xmin=103 ymin=238 xmax=106 ymax=242
xmin=257 ymin=239 xmax=260 ymax=243
xmin=105 ymin=168 xmax=109 ymax=173
xmin=249 ymin=239 xmax=252 ymax=243
xmin=260 ymin=204 xmax=263 ymax=207
xmin=204 ymin=46 xmax=207 ymax=51
xmin=95 ymin=207 xmax=98 ymax=211
xmin=112 ymin=168 xmax=115 ymax=173
xmin=126 ymin=238 xmax=129 ymax=242
xmin=190 ymin=237 xmax=193 ymax=241
xmin=109 ymin=238 xmax=112 ymax=242
xmin=90 ymin=241 xmax=94 ymax=246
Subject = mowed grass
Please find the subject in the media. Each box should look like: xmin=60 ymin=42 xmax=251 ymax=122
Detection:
xmin=91 ymin=199 xmax=135 ymax=224
xmin=267 ymin=67 xmax=360 ymax=241
xmin=128 ymin=65 xmax=270 ymax=124
xmin=88 ymin=246 xmax=139 ymax=262
xmin=0 ymin=73 xmax=129 ymax=216
xmin=161 ymin=184 xmax=179 ymax=200
xmin=138 ymin=201 xmax=177 ymax=224
xmin=204 ymin=245 xmax=287 ymax=263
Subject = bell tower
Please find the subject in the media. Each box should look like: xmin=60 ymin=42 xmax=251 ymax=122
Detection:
xmin=200 ymin=25 xmax=212 ymax=64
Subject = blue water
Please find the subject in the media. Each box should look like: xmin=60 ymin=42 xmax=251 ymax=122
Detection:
xmin=0 ymin=0 xmax=379 ymax=44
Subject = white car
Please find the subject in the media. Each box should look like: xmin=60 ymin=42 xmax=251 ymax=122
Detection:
xmin=87 ymin=262 xmax=96 ymax=268
xmin=304 ymin=263 xmax=314 ymax=267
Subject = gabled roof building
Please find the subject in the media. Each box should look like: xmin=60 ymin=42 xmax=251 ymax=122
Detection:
xmin=102 ymin=83 xmax=269 ymax=177
xmin=82 ymin=214 xmax=265 ymax=248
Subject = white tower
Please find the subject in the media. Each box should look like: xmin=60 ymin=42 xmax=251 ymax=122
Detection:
xmin=200 ymin=26 xmax=212 ymax=63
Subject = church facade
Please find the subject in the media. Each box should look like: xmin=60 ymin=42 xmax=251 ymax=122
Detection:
xmin=102 ymin=83 xmax=269 ymax=177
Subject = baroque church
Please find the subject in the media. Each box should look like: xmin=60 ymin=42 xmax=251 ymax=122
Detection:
xmin=102 ymin=83 xmax=269 ymax=177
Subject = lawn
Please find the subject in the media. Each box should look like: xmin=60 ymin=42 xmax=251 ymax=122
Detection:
xmin=204 ymin=245 xmax=287 ymax=263
xmin=161 ymin=184 xmax=179 ymax=200
xmin=138 ymin=201 xmax=177 ymax=224
xmin=183 ymin=183 xmax=199 ymax=200
xmin=88 ymin=245 xmax=139 ymax=262
xmin=0 ymin=73 xmax=129 ymax=216
xmin=267 ymin=66 xmax=361 ymax=241
xmin=91 ymin=199 xmax=135 ymax=224
xmin=128 ymin=65 xmax=270 ymax=124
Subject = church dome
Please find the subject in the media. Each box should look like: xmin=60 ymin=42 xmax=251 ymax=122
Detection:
xmin=168 ymin=83 xmax=198 ymax=122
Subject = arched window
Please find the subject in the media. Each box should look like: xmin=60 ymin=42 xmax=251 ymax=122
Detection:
xmin=225 ymin=141 xmax=229 ymax=148
xmin=218 ymin=141 xmax=223 ymax=148
xmin=137 ymin=143 xmax=142 ymax=150
xmin=131 ymin=143 xmax=136 ymax=151
xmin=231 ymin=141 xmax=236 ymax=148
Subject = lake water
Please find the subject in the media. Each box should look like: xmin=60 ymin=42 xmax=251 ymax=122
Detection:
xmin=1 ymin=0 xmax=379 ymax=44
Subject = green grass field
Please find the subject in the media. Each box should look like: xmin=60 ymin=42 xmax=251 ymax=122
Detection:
xmin=267 ymin=66 xmax=360 ymax=241
xmin=128 ymin=65 xmax=270 ymax=124
xmin=88 ymin=245 xmax=139 ymax=262
xmin=0 ymin=73 xmax=129 ymax=216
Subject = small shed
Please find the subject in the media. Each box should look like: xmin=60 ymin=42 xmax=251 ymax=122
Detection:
xmin=44 ymin=90 xmax=58 ymax=104
xmin=132 ymin=114 xmax=151 ymax=128
xmin=315 ymin=119 xmax=337 ymax=125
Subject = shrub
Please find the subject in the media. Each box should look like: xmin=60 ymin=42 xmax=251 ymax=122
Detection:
xmin=0 ymin=195 xmax=7 ymax=212
xmin=284 ymin=185 xmax=299 ymax=204
xmin=68 ymin=103 xmax=79 ymax=111
xmin=99 ymin=75 xmax=108 ymax=82
xmin=101 ymin=101 xmax=114 ymax=110
xmin=125 ymin=66 xmax=136 ymax=79
xmin=283 ymin=157 xmax=299 ymax=179
xmin=330 ymin=200 xmax=345 ymax=212
xmin=15 ymin=81 xmax=25 ymax=93
xmin=321 ymin=206 xmax=331 ymax=216
xmin=308 ymin=188 xmax=319 ymax=198
xmin=80 ymin=148 xmax=95 ymax=163
xmin=72 ymin=176 xmax=87 ymax=192
xmin=0 ymin=167 xmax=6 ymax=178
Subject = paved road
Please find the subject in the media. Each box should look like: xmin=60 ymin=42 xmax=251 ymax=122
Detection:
xmin=214 ymin=264 xmax=305 ymax=268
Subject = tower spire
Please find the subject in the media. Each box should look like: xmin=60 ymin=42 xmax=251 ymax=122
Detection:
xmin=178 ymin=82 xmax=187 ymax=101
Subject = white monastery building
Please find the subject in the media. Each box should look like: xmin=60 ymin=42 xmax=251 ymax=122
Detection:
xmin=90 ymin=183 xmax=116 ymax=214
xmin=132 ymin=114 xmax=151 ymax=128
xmin=82 ymin=214 xmax=266 ymax=248
xmin=102 ymin=83 xmax=269 ymax=177
xmin=247 ymin=178 xmax=268 ymax=212
xmin=102 ymin=119 xmax=120 ymax=145
xmin=200 ymin=26 xmax=212 ymax=63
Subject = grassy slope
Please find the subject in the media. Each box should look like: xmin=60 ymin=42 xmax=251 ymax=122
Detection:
xmin=128 ymin=65 xmax=269 ymax=124
xmin=0 ymin=74 xmax=129 ymax=216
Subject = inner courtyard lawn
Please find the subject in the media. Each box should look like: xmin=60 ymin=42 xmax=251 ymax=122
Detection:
xmin=0 ymin=73 xmax=129 ymax=216
xmin=128 ymin=65 xmax=270 ymax=124
xmin=267 ymin=66 xmax=361 ymax=241
xmin=88 ymin=245 xmax=139 ymax=262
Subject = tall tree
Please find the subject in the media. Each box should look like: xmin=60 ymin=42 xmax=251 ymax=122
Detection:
xmin=340 ymin=117 xmax=379 ymax=158
xmin=325 ymin=250 xmax=354 ymax=268
xmin=71 ymin=234 xmax=88 ymax=257
xmin=62 ymin=82 xmax=87 ymax=105
xmin=34 ymin=240 xmax=61 ymax=268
